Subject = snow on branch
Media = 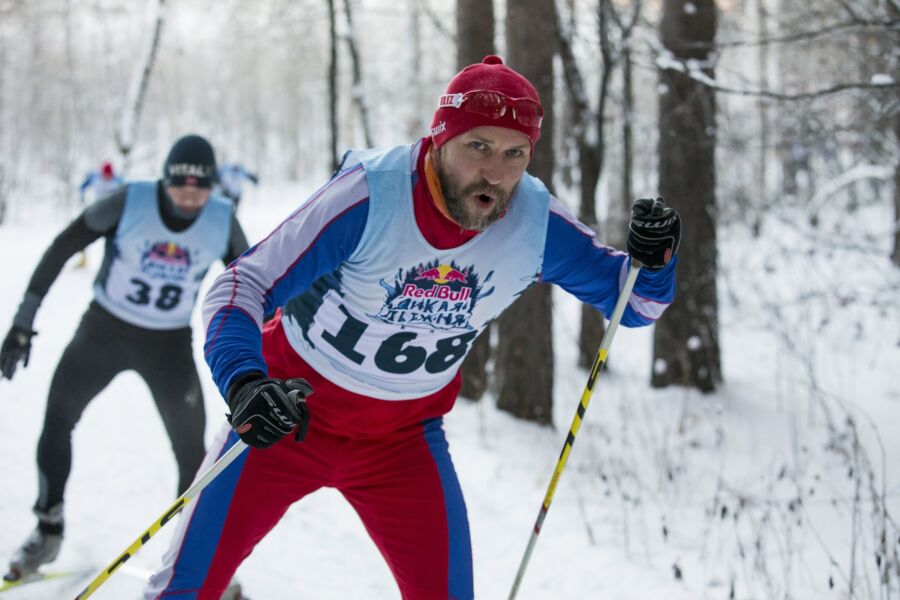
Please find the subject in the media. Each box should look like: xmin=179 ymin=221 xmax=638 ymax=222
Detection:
xmin=116 ymin=0 xmax=166 ymax=162
xmin=647 ymin=41 xmax=899 ymax=102
xmin=806 ymin=164 xmax=894 ymax=216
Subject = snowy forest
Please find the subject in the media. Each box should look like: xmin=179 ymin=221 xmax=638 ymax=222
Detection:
xmin=0 ymin=0 xmax=899 ymax=598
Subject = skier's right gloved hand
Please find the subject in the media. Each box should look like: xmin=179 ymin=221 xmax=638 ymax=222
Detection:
xmin=0 ymin=325 xmax=36 ymax=380
xmin=226 ymin=373 xmax=313 ymax=448
xmin=627 ymin=197 xmax=681 ymax=270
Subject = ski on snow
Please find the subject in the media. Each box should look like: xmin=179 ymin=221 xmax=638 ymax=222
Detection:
xmin=0 ymin=567 xmax=93 ymax=594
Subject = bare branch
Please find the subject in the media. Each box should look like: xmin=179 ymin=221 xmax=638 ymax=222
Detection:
xmin=715 ymin=18 xmax=898 ymax=49
xmin=553 ymin=0 xmax=592 ymax=136
xmin=623 ymin=0 xmax=643 ymax=39
xmin=696 ymin=78 xmax=899 ymax=102
xmin=342 ymin=0 xmax=373 ymax=147
xmin=419 ymin=0 xmax=453 ymax=41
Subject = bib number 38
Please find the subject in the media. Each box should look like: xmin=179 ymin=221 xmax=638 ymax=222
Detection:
xmin=321 ymin=304 xmax=477 ymax=375
xmin=126 ymin=278 xmax=183 ymax=311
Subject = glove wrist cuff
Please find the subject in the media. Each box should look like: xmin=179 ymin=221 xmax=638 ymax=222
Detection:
xmin=226 ymin=371 xmax=266 ymax=409
xmin=13 ymin=292 xmax=42 ymax=332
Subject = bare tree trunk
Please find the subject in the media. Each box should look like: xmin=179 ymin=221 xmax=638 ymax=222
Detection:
xmin=60 ymin=0 xmax=77 ymax=205
xmin=557 ymin=0 xmax=641 ymax=369
xmin=0 ymin=19 xmax=6 ymax=225
xmin=456 ymin=0 xmax=494 ymax=68
xmin=893 ymin=130 xmax=900 ymax=266
xmin=576 ymin=1 xmax=619 ymax=368
xmin=622 ymin=44 xmax=634 ymax=230
xmin=117 ymin=0 xmax=166 ymax=174
xmin=328 ymin=0 xmax=339 ymax=172
xmin=652 ymin=0 xmax=721 ymax=392
xmin=496 ymin=0 xmax=555 ymax=424
xmin=605 ymin=0 xmax=642 ymax=251
xmin=554 ymin=3 xmax=604 ymax=370
xmin=456 ymin=0 xmax=495 ymax=401
xmin=889 ymin=2 xmax=900 ymax=267
xmin=755 ymin=0 xmax=770 ymax=237
xmin=407 ymin=0 xmax=425 ymax=138
xmin=342 ymin=0 xmax=373 ymax=148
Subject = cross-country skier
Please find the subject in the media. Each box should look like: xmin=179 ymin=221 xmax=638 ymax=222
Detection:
xmin=213 ymin=162 xmax=259 ymax=211
xmin=74 ymin=161 xmax=124 ymax=267
xmin=0 ymin=135 xmax=249 ymax=585
xmin=79 ymin=161 xmax=124 ymax=206
xmin=144 ymin=57 xmax=681 ymax=600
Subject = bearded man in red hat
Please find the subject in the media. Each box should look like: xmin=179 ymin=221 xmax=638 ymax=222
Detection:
xmin=143 ymin=57 xmax=681 ymax=600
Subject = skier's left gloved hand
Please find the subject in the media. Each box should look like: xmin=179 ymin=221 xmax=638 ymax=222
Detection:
xmin=0 ymin=325 xmax=36 ymax=380
xmin=627 ymin=197 xmax=681 ymax=270
xmin=226 ymin=373 xmax=313 ymax=448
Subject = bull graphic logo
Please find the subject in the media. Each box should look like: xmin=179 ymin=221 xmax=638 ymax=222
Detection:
xmin=416 ymin=265 xmax=468 ymax=285
xmin=140 ymin=241 xmax=193 ymax=280
xmin=374 ymin=260 xmax=494 ymax=330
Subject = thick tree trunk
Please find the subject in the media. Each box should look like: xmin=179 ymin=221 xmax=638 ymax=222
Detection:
xmin=456 ymin=0 xmax=494 ymax=68
xmin=456 ymin=0 xmax=495 ymax=400
xmin=652 ymin=0 xmax=721 ymax=392
xmin=496 ymin=0 xmax=555 ymax=424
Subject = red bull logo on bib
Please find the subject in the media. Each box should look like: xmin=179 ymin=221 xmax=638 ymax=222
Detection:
xmin=404 ymin=264 xmax=473 ymax=301
xmin=374 ymin=260 xmax=493 ymax=330
xmin=140 ymin=241 xmax=193 ymax=280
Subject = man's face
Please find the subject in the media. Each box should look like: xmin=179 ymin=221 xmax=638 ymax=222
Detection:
xmin=166 ymin=184 xmax=211 ymax=216
xmin=434 ymin=126 xmax=531 ymax=231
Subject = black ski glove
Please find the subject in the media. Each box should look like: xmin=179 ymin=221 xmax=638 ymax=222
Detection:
xmin=627 ymin=197 xmax=681 ymax=270
xmin=0 ymin=326 xmax=36 ymax=380
xmin=226 ymin=373 xmax=313 ymax=448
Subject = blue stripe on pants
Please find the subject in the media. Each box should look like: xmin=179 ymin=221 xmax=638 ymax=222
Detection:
xmin=162 ymin=430 xmax=248 ymax=594
xmin=423 ymin=417 xmax=473 ymax=600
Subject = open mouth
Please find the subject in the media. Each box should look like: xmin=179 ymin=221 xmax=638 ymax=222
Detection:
xmin=474 ymin=192 xmax=495 ymax=208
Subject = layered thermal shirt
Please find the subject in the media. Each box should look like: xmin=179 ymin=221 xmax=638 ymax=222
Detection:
xmin=203 ymin=138 xmax=676 ymax=403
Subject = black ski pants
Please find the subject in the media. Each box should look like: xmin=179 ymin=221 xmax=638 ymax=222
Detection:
xmin=34 ymin=302 xmax=206 ymax=515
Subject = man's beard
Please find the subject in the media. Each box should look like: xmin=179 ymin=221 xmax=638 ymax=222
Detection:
xmin=434 ymin=150 xmax=514 ymax=232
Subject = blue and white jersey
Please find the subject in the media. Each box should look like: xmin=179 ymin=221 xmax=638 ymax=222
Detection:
xmin=277 ymin=145 xmax=548 ymax=398
xmin=203 ymin=142 xmax=676 ymax=399
xmin=214 ymin=163 xmax=257 ymax=200
xmin=80 ymin=171 xmax=124 ymax=203
xmin=94 ymin=182 xmax=233 ymax=330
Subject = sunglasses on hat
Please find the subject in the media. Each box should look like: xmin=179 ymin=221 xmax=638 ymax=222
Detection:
xmin=438 ymin=90 xmax=544 ymax=128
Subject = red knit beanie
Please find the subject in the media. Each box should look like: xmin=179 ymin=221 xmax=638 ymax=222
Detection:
xmin=430 ymin=55 xmax=542 ymax=152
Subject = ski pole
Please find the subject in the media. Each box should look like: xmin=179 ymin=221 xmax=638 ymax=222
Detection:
xmin=73 ymin=438 xmax=249 ymax=600
xmin=508 ymin=262 xmax=642 ymax=599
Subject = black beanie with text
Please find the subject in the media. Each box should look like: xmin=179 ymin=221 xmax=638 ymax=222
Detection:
xmin=163 ymin=134 xmax=217 ymax=188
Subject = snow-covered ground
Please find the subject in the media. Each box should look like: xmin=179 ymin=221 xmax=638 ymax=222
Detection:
xmin=1 ymin=181 xmax=897 ymax=599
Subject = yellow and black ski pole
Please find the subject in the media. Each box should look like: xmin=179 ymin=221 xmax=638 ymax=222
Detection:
xmin=508 ymin=262 xmax=642 ymax=599
xmin=73 ymin=438 xmax=249 ymax=600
